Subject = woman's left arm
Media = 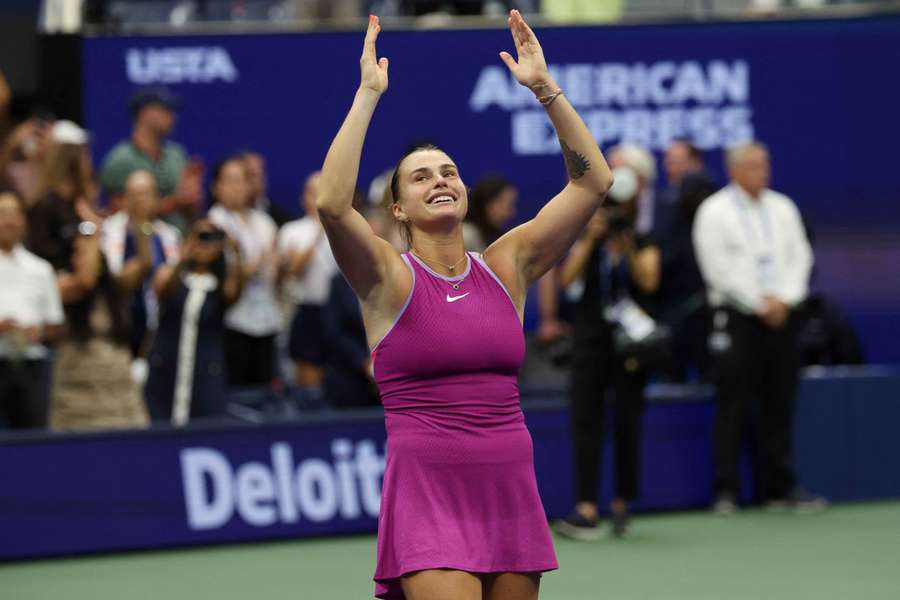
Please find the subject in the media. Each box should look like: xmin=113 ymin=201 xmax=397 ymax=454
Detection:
xmin=485 ymin=11 xmax=614 ymax=301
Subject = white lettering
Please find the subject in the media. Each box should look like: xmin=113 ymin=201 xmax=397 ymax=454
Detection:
xmin=561 ymin=64 xmax=593 ymax=107
xmin=296 ymin=459 xmax=338 ymax=522
xmin=181 ymin=448 xmax=234 ymax=530
xmin=648 ymin=62 xmax=676 ymax=105
xmin=355 ymin=440 xmax=386 ymax=516
xmin=469 ymin=66 xmax=515 ymax=111
xmin=125 ymin=47 xmax=239 ymax=85
xmin=179 ymin=439 xmax=386 ymax=530
xmin=708 ymin=60 xmax=749 ymax=104
xmin=470 ymin=59 xmax=755 ymax=154
xmin=272 ymin=443 xmax=299 ymax=523
xmin=333 ymin=439 xmax=361 ymax=519
xmin=671 ymin=61 xmax=708 ymax=104
xmin=235 ymin=463 xmax=277 ymax=526
xmin=596 ymin=63 xmax=630 ymax=106
xmin=511 ymin=110 xmax=556 ymax=155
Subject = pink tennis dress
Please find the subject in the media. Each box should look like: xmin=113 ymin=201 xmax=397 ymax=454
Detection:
xmin=371 ymin=252 xmax=558 ymax=599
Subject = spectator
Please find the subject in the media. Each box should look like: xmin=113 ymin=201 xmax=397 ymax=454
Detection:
xmin=27 ymin=122 xmax=94 ymax=270
xmin=692 ymin=141 xmax=824 ymax=513
xmin=321 ymin=271 xmax=380 ymax=409
xmin=50 ymin=202 xmax=150 ymax=431
xmin=553 ymin=165 xmax=661 ymax=539
xmin=0 ymin=188 xmax=64 ymax=429
xmin=101 ymin=170 xmax=181 ymax=360
xmin=655 ymin=141 xmax=718 ymax=382
xmin=242 ymin=151 xmax=292 ymax=227
xmin=656 ymin=139 xmax=708 ymax=232
xmin=98 ymin=87 xmax=202 ymax=232
xmin=609 ymin=143 xmax=657 ymax=234
xmin=144 ymin=219 xmax=244 ymax=425
xmin=1 ymin=114 xmax=55 ymax=202
xmin=277 ymin=171 xmax=337 ymax=394
xmin=371 ymin=170 xmax=406 ymax=251
xmin=208 ymin=155 xmax=281 ymax=387
xmin=461 ymin=173 xmax=518 ymax=253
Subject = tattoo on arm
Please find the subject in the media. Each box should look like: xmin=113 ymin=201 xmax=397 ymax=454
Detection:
xmin=560 ymin=139 xmax=590 ymax=180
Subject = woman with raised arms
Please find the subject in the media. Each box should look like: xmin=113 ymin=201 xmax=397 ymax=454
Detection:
xmin=317 ymin=11 xmax=614 ymax=600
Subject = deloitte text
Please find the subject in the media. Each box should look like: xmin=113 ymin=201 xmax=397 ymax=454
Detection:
xmin=126 ymin=47 xmax=238 ymax=84
xmin=469 ymin=60 xmax=754 ymax=154
xmin=180 ymin=439 xmax=385 ymax=530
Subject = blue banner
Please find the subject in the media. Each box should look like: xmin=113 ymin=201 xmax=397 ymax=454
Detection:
xmin=82 ymin=16 xmax=900 ymax=361
xmin=3 ymin=369 xmax=899 ymax=560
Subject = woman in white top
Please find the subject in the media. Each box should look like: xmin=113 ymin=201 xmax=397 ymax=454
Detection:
xmin=277 ymin=171 xmax=337 ymax=389
xmin=208 ymin=155 xmax=281 ymax=386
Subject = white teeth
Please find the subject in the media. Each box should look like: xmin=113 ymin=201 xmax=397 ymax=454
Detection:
xmin=431 ymin=195 xmax=453 ymax=204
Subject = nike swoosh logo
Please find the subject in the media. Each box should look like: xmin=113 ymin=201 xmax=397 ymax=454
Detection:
xmin=446 ymin=292 xmax=470 ymax=303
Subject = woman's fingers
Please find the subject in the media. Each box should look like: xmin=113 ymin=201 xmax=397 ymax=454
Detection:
xmin=508 ymin=13 xmax=524 ymax=51
xmin=512 ymin=10 xmax=538 ymax=50
xmin=363 ymin=15 xmax=380 ymax=59
xmin=499 ymin=51 xmax=517 ymax=72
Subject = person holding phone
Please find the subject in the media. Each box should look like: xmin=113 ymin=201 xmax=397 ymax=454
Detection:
xmin=143 ymin=219 xmax=243 ymax=424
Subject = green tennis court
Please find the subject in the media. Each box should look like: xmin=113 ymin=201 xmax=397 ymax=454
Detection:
xmin=4 ymin=501 xmax=899 ymax=599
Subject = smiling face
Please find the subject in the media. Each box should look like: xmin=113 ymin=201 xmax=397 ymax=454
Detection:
xmin=391 ymin=149 xmax=468 ymax=236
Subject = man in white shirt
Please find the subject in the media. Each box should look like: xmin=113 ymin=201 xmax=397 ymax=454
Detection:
xmin=0 ymin=188 xmax=64 ymax=428
xmin=693 ymin=141 xmax=824 ymax=513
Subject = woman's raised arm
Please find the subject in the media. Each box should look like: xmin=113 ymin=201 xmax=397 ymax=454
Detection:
xmin=486 ymin=11 xmax=614 ymax=299
xmin=317 ymin=16 xmax=404 ymax=302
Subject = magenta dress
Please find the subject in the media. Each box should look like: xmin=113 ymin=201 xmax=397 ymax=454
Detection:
xmin=371 ymin=252 xmax=558 ymax=599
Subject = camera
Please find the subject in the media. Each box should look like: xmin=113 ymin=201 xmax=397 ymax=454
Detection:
xmin=604 ymin=204 xmax=632 ymax=233
xmin=197 ymin=229 xmax=225 ymax=242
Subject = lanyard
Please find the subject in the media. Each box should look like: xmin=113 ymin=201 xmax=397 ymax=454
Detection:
xmin=731 ymin=190 xmax=774 ymax=252
xmin=731 ymin=190 xmax=777 ymax=290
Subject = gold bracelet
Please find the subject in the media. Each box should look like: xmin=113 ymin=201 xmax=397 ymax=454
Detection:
xmin=537 ymin=89 xmax=563 ymax=107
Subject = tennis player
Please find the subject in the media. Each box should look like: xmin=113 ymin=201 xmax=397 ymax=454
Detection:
xmin=317 ymin=11 xmax=614 ymax=600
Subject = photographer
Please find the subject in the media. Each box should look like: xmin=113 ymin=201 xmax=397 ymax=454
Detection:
xmin=144 ymin=220 xmax=243 ymax=425
xmin=554 ymin=165 xmax=661 ymax=539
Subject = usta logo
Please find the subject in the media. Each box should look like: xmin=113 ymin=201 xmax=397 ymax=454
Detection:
xmin=126 ymin=46 xmax=238 ymax=84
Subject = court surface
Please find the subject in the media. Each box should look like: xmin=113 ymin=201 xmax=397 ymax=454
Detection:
xmin=3 ymin=501 xmax=899 ymax=599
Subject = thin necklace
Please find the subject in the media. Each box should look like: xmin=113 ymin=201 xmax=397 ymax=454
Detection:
xmin=411 ymin=248 xmax=468 ymax=272
xmin=411 ymin=248 xmax=469 ymax=290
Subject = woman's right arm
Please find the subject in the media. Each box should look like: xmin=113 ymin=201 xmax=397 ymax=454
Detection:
xmin=317 ymin=16 xmax=404 ymax=303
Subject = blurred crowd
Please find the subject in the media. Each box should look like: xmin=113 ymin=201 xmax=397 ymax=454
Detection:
xmin=0 ymin=78 xmax=862 ymax=439
xmin=58 ymin=0 xmax=884 ymax=31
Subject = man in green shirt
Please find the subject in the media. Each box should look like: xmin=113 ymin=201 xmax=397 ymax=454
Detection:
xmin=99 ymin=87 xmax=203 ymax=233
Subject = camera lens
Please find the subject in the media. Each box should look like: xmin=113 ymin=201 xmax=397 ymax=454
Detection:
xmin=197 ymin=230 xmax=224 ymax=242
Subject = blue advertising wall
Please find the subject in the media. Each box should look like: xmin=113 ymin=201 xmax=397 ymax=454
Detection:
xmin=82 ymin=16 xmax=900 ymax=362
xmin=2 ymin=369 xmax=899 ymax=560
